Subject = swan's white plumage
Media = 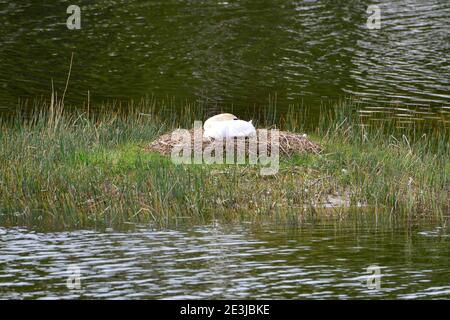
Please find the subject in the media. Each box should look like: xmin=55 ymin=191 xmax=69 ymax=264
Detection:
xmin=204 ymin=113 xmax=237 ymax=131
xmin=204 ymin=117 xmax=256 ymax=139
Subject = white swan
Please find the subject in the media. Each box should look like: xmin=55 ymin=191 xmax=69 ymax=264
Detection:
xmin=203 ymin=113 xmax=256 ymax=139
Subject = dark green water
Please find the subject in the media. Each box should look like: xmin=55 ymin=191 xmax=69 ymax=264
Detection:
xmin=0 ymin=0 xmax=449 ymax=122
xmin=0 ymin=218 xmax=449 ymax=299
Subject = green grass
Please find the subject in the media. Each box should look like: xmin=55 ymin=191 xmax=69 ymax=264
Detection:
xmin=0 ymin=97 xmax=448 ymax=229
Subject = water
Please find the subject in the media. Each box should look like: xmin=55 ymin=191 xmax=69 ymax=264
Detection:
xmin=1 ymin=220 xmax=449 ymax=299
xmin=0 ymin=0 xmax=449 ymax=122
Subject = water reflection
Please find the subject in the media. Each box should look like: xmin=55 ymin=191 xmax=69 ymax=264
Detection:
xmin=0 ymin=220 xmax=449 ymax=299
xmin=0 ymin=0 xmax=449 ymax=123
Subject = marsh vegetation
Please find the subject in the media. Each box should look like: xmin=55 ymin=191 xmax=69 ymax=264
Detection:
xmin=0 ymin=96 xmax=448 ymax=229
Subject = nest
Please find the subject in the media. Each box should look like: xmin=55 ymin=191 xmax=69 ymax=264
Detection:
xmin=145 ymin=128 xmax=322 ymax=157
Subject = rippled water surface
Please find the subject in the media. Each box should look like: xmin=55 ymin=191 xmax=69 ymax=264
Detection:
xmin=0 ymin=0 xmax=449 ymax=122
xmin=1 ymin=220 xmax=449 ymax=299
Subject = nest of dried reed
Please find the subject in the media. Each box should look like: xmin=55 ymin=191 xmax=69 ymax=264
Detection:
xmin=145 ymin=128 xmax=322 ymax=157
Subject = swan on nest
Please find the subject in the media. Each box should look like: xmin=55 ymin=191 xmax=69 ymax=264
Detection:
xmin=203 ymin=113 xmax=256 ymax=139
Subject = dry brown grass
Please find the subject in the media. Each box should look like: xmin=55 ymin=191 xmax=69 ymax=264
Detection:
xmin=145 ymin=128 xmax=322 ymax=158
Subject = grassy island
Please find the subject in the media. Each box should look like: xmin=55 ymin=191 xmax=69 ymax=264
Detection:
xmin=0 ymin=97 xmax=448 ymax=229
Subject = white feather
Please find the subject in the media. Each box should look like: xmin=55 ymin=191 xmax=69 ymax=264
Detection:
xmin=204 ymin=113 xmax=237 ymax=131
xmin=204 ymin=119 xmax=256 ymax=139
